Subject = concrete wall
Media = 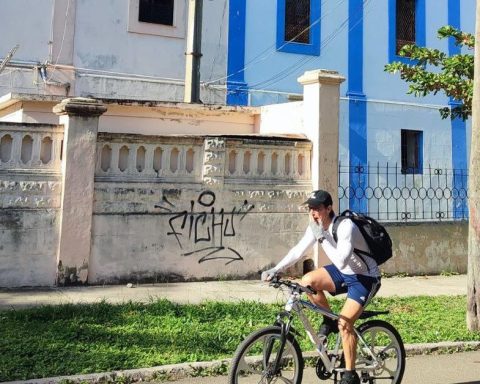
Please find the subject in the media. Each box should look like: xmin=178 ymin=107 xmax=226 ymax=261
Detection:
xmin=385 ymin=222 xmax=468 ymax=275
xmin=0 ymin=99 xmax=470 ymax=287
xmin=0 ymin=122 xmax=63 ymax=286
xmin=91 ymin=184 xmax=311 ymax=283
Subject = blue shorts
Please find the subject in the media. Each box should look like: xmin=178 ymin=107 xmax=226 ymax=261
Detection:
xmin=324 ymin=264 xmax=381 ymax=307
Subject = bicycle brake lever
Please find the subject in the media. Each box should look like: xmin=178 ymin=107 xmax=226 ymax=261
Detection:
xmin=305 ymin=285 xmax=317 ymax=295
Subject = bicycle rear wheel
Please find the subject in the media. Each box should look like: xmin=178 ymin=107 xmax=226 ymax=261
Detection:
xmin=228 ymin=325 xmax=304 ymax=384
xmin=356 ymin=320 xmax=406 ymax=384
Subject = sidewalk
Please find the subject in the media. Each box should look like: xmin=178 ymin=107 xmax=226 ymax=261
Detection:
xmin=0 ymin=274 xmax=467 ymax=309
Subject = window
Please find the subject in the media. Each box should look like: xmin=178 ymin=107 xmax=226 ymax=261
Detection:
xmin=396 ymin=0 xmax=415 ymax=55
xmin=388 ymin=0 xmax=425 ymax=63
xmin=285 ymin=0 xmax=310 ymax=44
xmin=401 ymin=129 xmax=423 ymax=174
xmin=139 ymin=0 xmax=174 ymax=26
xmin=128 ymin=0 xmax=186 ymax=38
xmin=276 ymin=0 xmax=320 ymax=55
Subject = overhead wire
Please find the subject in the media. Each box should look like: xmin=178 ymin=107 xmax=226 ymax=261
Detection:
xmin=204 ymin=0 xmax=342 ymax=87
xmin=46 ymin=0 xmax=71 ymax=82
xmin=227 ymin=0 xmax=374 ymax=94
xmin=235 ymin=0 xmax=372 ymax=92
xmin=206 ymin=0 xmax=228 ymax=82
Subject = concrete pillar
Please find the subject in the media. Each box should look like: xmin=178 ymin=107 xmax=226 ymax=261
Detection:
xmin=298 ymin=70 xmax=345 ymax=201
xmin=53 ymin=98 xmax=107 ymax=285
xmin=298 ymin=69 xmax=345 ymax=267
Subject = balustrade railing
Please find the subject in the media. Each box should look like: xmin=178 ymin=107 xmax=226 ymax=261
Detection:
xmin=224 ymin=138 xmax=312 ymax=183
xmin=0 ymin=123 xmax=63 ymax=173
xmin=95 ymin=134 xmax=312 ymax=185
xmin=95 ymin=134 xmax=204 ymax=182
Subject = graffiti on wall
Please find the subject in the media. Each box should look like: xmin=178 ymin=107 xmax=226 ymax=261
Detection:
xmin=155 ymin=190 xmax=254 ymax=264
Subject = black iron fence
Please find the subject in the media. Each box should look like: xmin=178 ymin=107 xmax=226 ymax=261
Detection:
xmin=338 ymin=162 xmax=469 ymax=222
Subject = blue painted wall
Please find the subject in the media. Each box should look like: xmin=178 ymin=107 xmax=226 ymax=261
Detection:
xmin=448 ymin=0 xmax=468 ymax=218
xmin=227 ymin=0 xmax=248 ymax=105
xmin=229 ymin=0 xmax=474 ymax=215
xmin=347 ymin=0 xmax=367 ymax=212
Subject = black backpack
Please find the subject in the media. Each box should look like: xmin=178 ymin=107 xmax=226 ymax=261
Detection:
xmin=332 ymin=210 xmax=393 ymax=267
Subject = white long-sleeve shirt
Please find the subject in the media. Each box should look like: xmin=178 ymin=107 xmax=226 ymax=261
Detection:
xmin=273 ymin=216 xmax=380 ymax=278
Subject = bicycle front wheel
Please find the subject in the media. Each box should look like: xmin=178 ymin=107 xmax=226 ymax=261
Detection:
xmin=228 ymin=325 xmax=304 ymax=384
xmin=356 ymin=320 xmax=406 ymax=384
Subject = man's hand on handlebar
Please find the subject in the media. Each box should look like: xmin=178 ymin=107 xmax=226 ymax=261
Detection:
xmin=261 ymin=268 xmax=278 ymax=282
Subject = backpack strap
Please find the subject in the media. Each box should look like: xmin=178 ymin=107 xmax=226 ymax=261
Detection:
xmin=332 ymin=213 xmax=371 ymax=272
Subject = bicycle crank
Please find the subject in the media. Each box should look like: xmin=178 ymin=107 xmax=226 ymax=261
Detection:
xmin=315 ymin=354 xmax=342 ymax=380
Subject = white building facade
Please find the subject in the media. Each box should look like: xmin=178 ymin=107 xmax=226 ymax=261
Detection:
xmin=0 ymin=0 xmax=228 ymax=104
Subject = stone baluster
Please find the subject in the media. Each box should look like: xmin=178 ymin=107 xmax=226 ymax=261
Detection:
xmin=95 ymin=144 xmax=104 ymax=174
xmin=278 ymin=150 xmax=286 ymax=176
xmin=158 ymin=146 xmax=167 ymax=177
xmin=127 ymin=144 xmax=136 ymax=175
xmin=31 ymin=134 xmax=41 ymax=166
xmin=110 ymin=143 xmax=120 ymax=175
xmin=237 ymin=150 xmax=245 ymax=177
xmin=53 ymin=136 xmax=63 ymax=169
xmin=178 ymin=146 xmax=187 ymax=176
xmin=265 ymin=149 xmax=272 ymax=177
xmin=293 ymin=152 xmax=299 ymax=178
xmin=251 ymin=149 xmax=258 ymax=177
xmin=144 ymin=145 xmax=156 ymax=176
xmin=164 ymin=146 xmax=172 ymax=176
xmin=304 ymin=149 xmax=312 ymax=180
xmin=11 ymin=132 xmax=22 ymax=165
xmin=194 ymin=147 xmax=203 ymax=180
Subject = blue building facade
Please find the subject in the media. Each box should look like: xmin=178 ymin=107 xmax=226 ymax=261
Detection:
xmin=226 ymin=0 xmax=473 ymax=219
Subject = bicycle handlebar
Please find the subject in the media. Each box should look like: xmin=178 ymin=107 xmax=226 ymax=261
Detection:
xmin=269 ymin=276 xmax=317 ymax=295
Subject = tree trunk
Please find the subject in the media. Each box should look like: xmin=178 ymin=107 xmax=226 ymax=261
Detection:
xmin=467 ymin=0 xmax=480 ymax=331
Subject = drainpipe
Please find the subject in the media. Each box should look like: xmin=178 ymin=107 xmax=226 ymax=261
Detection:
xmin=184 ymin=0 xmax=203 ymax=103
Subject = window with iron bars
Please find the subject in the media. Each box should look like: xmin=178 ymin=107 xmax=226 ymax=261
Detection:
xmin=396 ymin=0 xmax=415 ymax=55
xmin=139 ymin=0 xmax=174 ymax=26
xmin=284 ymin=0 xmax=310 ymax=44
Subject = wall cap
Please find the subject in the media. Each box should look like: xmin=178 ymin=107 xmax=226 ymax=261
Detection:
xmin=297 ymin=69 xmax=346 ymax=86
xmin=53 ymin=98 xmax=107 ymax=117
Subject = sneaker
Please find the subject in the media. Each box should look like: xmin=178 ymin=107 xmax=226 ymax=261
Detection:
xmin=318 ymin=318 xmax=339 ymax=337
xmin=339 ymin=370 xmax=360 ymax=384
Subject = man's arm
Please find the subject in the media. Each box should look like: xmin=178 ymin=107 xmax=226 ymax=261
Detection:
xmin=261 ymin=226 xmax=316 ymax=280
xmin=320 ymin=220 xmax=354 ymax=269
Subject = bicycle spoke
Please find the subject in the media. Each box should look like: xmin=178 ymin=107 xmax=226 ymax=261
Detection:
xmin=379 ymin=341 xmax=396 ymax=355
xmin=229 ymin=327 xmax=303 ymax=384
xmin=237 ymin=357 xmax=263 ymax=375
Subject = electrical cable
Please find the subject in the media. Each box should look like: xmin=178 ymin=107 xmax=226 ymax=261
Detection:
xmin=46 ymin=0 xmax=71 ymax=82
xmin=226 ymin=0 xmax=374 ymax=94
xmin=204 ymin=0 xmax=344 ymax=86
xmin=207 ymin=0 xmax=228 ymax=82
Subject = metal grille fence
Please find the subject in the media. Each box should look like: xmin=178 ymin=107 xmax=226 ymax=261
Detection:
xmin=338 ymin=163 xmax=468 ymax=222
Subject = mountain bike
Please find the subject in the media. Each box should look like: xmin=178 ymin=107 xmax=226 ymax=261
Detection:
xmin=228 ymin=277 xmax=405 ymax=384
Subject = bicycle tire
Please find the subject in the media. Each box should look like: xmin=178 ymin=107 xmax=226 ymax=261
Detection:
xmin=228 ymin=325 xmax=304 ymax=384
xmin=356 ymin=320 xmax=406 ymax=384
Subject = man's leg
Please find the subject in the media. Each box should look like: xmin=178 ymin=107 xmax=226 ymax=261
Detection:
xmin=338 ymin=298 xmax=364 ymax=370
xmin=301 ymin=267 xmax=336 ymax=309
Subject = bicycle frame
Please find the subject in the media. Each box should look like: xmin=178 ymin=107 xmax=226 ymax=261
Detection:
xmin=277 ymin=289 xmax=381 ymax=375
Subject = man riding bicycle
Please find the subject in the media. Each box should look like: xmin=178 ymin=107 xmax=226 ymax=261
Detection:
xmin=261 ymin=190 xmax=381 ymax=384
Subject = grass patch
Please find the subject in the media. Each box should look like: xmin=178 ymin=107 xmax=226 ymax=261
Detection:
xmin=1 ymin=295 xmax=478 ymax=381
